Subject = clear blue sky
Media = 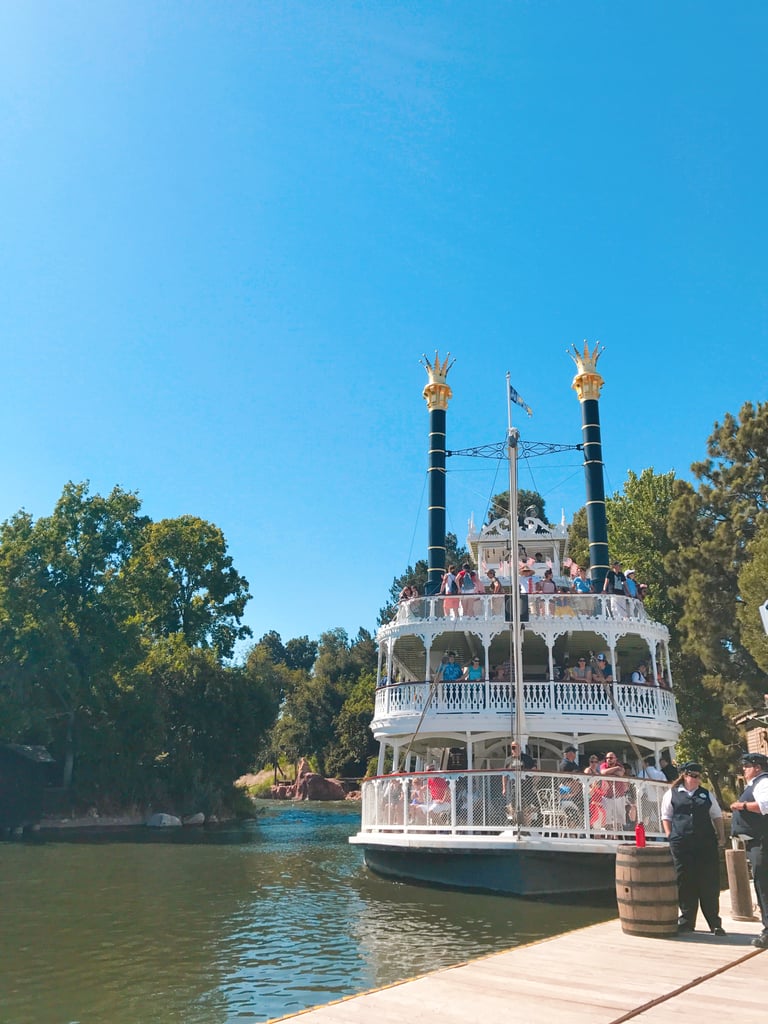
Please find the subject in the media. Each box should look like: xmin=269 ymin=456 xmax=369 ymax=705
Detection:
xmin=1 ymin=2 xmax=766 ymax=653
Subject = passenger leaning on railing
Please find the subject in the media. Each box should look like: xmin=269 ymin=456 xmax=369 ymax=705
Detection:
xmin=486 ymin=568 xmax=503 ymax=594
xmin=568 ymin=657 xmax=592 ymax=683
xmin=571 ymin=566 xmax=593 ymax=593
xmin=592 ymin=653 xmax=613 ymax=684
xmin=462 ymin=657 xmax=483 ymax=681
xmin=436 ymin=651 xmax=462 ymax=682
xmin=599 ymin=752 xmax=629 ymax=832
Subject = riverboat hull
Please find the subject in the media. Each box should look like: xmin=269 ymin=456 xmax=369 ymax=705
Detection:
xmin=353 ymin=834 xmax=618 ymax=897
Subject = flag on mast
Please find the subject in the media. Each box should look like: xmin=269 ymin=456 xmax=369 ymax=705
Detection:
xmin=509 ymin=384 xmax=533 ymax=417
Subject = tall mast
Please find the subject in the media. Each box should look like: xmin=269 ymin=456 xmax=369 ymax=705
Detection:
xmin=421 ymin=352 xmax=455 ymax=595
xmin=570 ymin=342 xmax=609 ymax=590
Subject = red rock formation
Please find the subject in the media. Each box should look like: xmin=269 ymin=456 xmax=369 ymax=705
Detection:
xmin=268 ymin=759 xmax=348 ymax=801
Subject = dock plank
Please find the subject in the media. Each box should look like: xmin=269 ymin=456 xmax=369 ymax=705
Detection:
xmin=272 ymin=894 xmax=765 ymax=1024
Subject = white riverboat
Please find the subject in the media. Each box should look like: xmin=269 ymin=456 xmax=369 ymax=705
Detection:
xmin=350 ymin=348 xmax=680 ymax=896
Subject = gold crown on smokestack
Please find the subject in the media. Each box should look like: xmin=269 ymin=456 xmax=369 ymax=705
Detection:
xmin=569 ymin=341 xmax=605 ymax=402
xmin=421 ymin=350 xmax=455 ymax=411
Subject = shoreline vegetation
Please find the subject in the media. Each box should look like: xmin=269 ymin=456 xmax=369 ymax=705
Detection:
xmin=34 ymin=766 xmax=361 ymax=832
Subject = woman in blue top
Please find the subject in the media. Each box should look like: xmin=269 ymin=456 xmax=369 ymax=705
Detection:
xmin=463 ymin=656 xmax=483 ymax=681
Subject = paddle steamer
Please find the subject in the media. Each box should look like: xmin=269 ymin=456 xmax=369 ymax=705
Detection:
xmin=350 ymin=346 xmax=680 ymax=896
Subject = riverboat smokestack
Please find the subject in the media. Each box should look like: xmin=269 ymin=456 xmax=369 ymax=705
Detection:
xmin=570 ymin=342 xmax=609 ymax=591
xmin=421 ymin=351 xmax=455 ymax=595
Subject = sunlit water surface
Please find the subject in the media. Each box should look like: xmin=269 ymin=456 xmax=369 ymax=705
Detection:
xmin=1 ymin=803 xmax=613 ymax=1023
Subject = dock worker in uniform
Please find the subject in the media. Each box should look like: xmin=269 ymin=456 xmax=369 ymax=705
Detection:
xmin=661 ymin=761 xmax=726 ymax=935
xmin=730 ymin=752 xmax=768 ymax=949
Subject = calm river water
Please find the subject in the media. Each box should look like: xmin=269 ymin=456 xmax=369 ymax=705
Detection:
xmin=1 ymin=803 xmax=613 ymax=1024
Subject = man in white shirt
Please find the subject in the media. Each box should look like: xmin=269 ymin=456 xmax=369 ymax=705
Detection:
xmin=638 ymin=755 xmax=665 ymax=781
xmin=730 ymin=752 xmax=768 ymax=948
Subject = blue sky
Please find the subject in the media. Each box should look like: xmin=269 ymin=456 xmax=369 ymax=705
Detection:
xmin=1 ymin=2 xmax=766 ymax=652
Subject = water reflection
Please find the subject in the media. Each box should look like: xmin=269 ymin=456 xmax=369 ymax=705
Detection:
xmin=0 ymin=804 xmax=612 ymax=1023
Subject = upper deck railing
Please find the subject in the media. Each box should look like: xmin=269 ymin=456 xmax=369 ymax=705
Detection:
xmin=357 ymin=768 xmax=669 ymax=842
xmin=389 ymin=592 xmax=652 ymax=627
xmin=373 ymin=678 xmax=678 ymax=727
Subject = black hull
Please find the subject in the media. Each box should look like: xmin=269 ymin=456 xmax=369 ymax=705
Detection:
xmin=362 ymin=844 xmax=617 ymax=897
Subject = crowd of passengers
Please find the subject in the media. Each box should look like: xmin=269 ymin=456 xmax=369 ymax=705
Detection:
xmin=398 ymin=560 xmax=648 ymax=605
xmin=389 ymin=747 xmax=678 ymax=830
xmin=419 ymin=650 xmax=671 ymax=688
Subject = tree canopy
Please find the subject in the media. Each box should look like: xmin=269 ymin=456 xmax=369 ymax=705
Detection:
xmin=0 ymin=482 xmax=269 ymax=808
xmin=486 ymin=488 xmax=548 ymax=526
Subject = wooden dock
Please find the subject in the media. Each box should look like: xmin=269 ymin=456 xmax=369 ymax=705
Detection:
xmin=272 ymin=892 xmax=766 ymax=1023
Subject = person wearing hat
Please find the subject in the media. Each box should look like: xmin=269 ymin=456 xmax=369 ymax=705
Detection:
xmin=593 ymin=652 xmax=613 ymax=684
xmin=559 ymin=746 xmax=580 ymax=773
xmin=630 ymin=660 xmax=649 ymax=685
xmin=730 ymin=752 xmax=768 ymax=948
xmin=624 ymin=569 xmax=639 ymax=599
xmin=519 ymin=563 xmax=536 ymax=593
xmin=661 ymin=762 xmax=726 ymax=935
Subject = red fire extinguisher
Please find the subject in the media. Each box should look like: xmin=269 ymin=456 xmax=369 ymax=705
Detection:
xmin=635 ymin=822 xmax=646 ymax=847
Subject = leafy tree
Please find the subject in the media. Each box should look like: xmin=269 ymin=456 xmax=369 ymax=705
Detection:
xmin=129 ymin=636 xmax=281 ymax=812
xmin=268 ymin=628 xmax=377 ymax=775
xmin=0 ymin=482 xmax=148 ymax=787
xmin=737 ymin=521 xmax=768 ymax=676
xmin=327 ymin=671 xmax=377 ymax=777
xmin=254 ymin=630 xmax=287 ymax=666
xmin=485 ymin=488 xmax=548 ymax=525
xmin=604 ymin=469 xmax=678 ymax=627
xmin=668 ymin=401 xmax=768 ymax=706
xmin=251 ymin=632 xmax=317 ymax=675
xmin=284 ymin=635 xmax=318 ymax=673
xmin=666 ymin=401 xmax=768 ymax=775
xmin=565 ymin=505 xmax=589 ymax=570
xmin=126 ymin=515 xmax=251 ymax=658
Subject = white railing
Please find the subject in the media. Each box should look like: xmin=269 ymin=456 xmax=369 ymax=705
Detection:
xmin=359 ymin=769 xmax=669 ymax=841
xmin=374 ymin=679 xmax=679 ymax=725
xmin=391 ymin=593 xmax=649 ymax=625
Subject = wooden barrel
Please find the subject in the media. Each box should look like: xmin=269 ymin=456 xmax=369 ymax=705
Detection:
xmin=615 ymin=843 xmax=678 ymax=938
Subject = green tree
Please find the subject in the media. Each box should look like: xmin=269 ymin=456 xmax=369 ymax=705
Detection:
xmin=327 ymin=671 xmax=377 ymax=777
xmin=737 ymin=521 xmax=768 ymax=675
xmin=667 ymin=401 xmax=768 ymax=774
xmin=0 ymin=482 xmax=148 ymax=788
xmin=131 ymin=636 xmax=281 ymax=812
xmin=668 ymin=401 xmax=768 ymax=703
xmin=605 ymin=469 xmax=678 ymax=627
xmin=126 ymin=516 xmax=251 ymax=658
xmin=254 ymin=630 xmax=287 ymax=666
xmin=486 ymin=488 xmax=548 ymax=525
xmin=284 ymin=635 xmax=318 ymax=673
xmin=269 ymin=628 xmax=377 ymax=775
xmin=565 ymin=506 xmax=589 ymax=570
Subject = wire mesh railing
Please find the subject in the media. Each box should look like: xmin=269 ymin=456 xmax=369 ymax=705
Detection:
xmin=359 ymin=769 xmax=669 ymax=841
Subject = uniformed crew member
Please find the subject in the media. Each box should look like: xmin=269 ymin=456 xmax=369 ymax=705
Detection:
xmin=661 ymin=761 xmax=726 ymax=935
xmin=730 ymin=751 xmax=768 ymax=949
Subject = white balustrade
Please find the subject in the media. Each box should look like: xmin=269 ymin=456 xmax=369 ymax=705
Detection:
xmin=392 ymin=592 xmax=649 ymax=626
xmin=374 ymin=679 xmax=679 ymax=726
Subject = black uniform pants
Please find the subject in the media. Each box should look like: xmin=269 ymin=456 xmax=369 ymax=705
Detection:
xmin=747 ymin=841 xmax=768 ymax=930
xmin=669 ymin=838 xmax=721 ymax=930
